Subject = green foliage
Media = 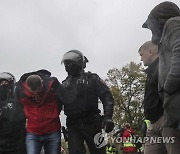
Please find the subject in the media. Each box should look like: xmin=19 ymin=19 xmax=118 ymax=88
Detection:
xmin=106 ymin=62 xmax=146 ymax=134
xmin=61 ymin=139 xmax=69 ymax=154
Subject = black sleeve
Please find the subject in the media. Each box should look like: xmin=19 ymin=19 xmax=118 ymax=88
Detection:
xmin=93 ymin=74 xmax=114 ymax=118
xmin=52 ymin=78 xmax=64 ymax=112
xmin=14 ymin=82 xmax=24 ymax=101
xmin=0 ymin=102 xmax=3 ymax=119
xmin=164 ymin=19 xmax=180 ymax=94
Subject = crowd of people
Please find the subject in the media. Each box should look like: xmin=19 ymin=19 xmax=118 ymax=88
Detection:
xmin=0 ymin=50 xmax=114 ymax=154
xmin=1 ymin=1 xmax=180 ymax=154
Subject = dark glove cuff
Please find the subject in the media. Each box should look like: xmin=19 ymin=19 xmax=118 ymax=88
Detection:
xmin=103 ymin=119 xmax=114 ymax=133
xmin=104 ymin=110 xmax=113 ymax=119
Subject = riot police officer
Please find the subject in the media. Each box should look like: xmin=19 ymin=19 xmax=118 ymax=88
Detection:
xmin=0 ymin=72 xmax=26 ymax=154
xmin=61 ymin=50 xmax=114 ymax=154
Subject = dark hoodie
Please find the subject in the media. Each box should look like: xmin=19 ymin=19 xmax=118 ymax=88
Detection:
xmin=148 ymin=1 xmax=180 ymax=127
xmin=150 ymin=1 xmax=180 ymax=25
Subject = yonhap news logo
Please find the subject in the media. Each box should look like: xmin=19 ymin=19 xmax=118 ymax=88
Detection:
xmin=94 ymin=130 xmax=108 ymax=148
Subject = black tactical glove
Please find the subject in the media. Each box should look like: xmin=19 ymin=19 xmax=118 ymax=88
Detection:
xmin=102 ymin=116 xmax=114 ymax=133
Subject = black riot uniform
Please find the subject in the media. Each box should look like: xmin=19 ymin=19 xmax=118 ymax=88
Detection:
xmin=61 ymin=50 xmax=114 ymax=154
xmin=0 ymin=72 xmax=26 ymax=154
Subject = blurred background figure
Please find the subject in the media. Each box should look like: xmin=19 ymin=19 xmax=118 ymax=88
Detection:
xmin=121 ymin=123 xmax=137 ymax=154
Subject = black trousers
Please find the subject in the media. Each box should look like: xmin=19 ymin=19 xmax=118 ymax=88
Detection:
xmin=67 ymin=116 xmax=106 ymax=154
xmin=0 ymin=149 xmax=26 ymax=154
xmin=0 ymin=144 xmax=26 ymax=154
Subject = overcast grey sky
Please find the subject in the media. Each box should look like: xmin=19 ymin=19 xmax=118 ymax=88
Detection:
xmin=1 ymin=0 xmax=180 ymax=125
xmin=1 ymin=0 xmax=180 ymax=82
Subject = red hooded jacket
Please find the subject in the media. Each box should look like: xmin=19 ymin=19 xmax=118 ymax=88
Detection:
xmin=16 ymin=71 xmax=62 ymax=135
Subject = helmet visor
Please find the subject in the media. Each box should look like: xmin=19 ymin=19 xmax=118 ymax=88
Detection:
xmin=0 ymin=72 xmax=15 ymax=82
xmin=61 ymin=52 xmax=84 ymax=64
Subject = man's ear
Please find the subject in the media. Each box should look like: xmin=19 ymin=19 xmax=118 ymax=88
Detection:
xmin=149 ymin=49 xmax=153 ymax=56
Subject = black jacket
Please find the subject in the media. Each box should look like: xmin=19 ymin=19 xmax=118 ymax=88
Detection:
xmin=143 ymin=58 xmax=164 ymax=123
xmin=0 ymin=94 xmax=26 ymax=152
xmin=62 ymin=72 xmax=114 ymax=120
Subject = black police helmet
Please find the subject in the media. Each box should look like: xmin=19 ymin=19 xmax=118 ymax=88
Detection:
xmin=61 ymin=50 xmax=85 ymax=68
xmin=0 ymin=72 xmax=16 ymax=84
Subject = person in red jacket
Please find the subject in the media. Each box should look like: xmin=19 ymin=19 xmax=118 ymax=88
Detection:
xmin=15 ymin=69 xmax=63 ymax=154
xmin=122 ymin=123 xmax=137 ymax=154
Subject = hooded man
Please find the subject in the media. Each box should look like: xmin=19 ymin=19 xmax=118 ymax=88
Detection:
xmin=15 ymin=69 xmax=63 ymax=154
xmin=142 ymin=1 xmax=180 ymax=154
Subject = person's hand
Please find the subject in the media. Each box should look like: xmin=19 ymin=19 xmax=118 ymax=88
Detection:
xmin=102 ymin=117 xmax=114 ymax=133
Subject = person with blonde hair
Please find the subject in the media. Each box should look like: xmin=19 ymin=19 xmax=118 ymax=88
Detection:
xmin=139 ymin=41 xmax=165 ymax=154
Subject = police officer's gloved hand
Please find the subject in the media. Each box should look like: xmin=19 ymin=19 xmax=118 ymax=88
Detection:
xmin=102 ymin=116 xmax=114 ymax=133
